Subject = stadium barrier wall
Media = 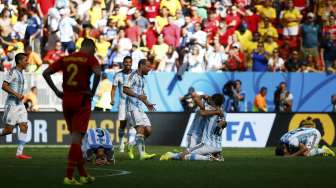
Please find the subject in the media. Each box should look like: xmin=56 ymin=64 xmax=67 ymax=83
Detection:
xmin=1 ymin=112 xmax=336 ymax=147
xmin=1 ymin=72 xmax=336 ymax=112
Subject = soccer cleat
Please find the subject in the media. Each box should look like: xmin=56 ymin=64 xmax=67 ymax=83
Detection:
xmin=16 ymin=154 xmax=32 ymax=159
xmin=63 ymin=177 xmax=82 ymax=186
xmin=160 ymin=152 xmax=173 ymax=161
xmin=127 ymin=144 xmax=135 ymax=160
xmin=79 ymin=175 xmax=95 ymax=184
xmin=322 ymin=145 xmax=335 ymax=157
xmin=119 ymin=143 xmax=125 ymax=153
xmin=140 ymin=152 xmax=156 ymax=160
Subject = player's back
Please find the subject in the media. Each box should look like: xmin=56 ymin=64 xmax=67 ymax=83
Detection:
xmin=4 ymin=67 xmax=25 ymax=105
xmin=125 ymin=71 xmax=145 ymax=111
xmin=113 ymin=70 xmax=132 ymax=100
xmin=84 ymin=128 xmax=113 ymax=149
xmin=202 ymin=115 xmax=223 ymax=149
xmin=280 ymin=127 xmax=319 ymax=146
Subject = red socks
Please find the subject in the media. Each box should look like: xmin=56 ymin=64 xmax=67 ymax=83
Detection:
xmin=66 ymin=144 xmax=87 ymax=178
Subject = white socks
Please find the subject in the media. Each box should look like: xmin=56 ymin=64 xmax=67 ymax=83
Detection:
xmin=16 ymin=132 xmax=27 ymax=156
xmin=135 ymin=134 xmax=145 ymax=157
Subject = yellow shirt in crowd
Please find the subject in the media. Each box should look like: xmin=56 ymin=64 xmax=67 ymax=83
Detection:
xmin=258 ymin=25 xmax=278 ymax=39
xmin=281 ymin=8 xmax=302 ymax=27
xmin=96 ymin=39 xmax=111 ymax=59
xmin=257 ymin=6 xmax=276 ymax=20
xmin=234 ymin=30 xmax=253 ymax=51
xmin=160 ymin=0 xmax=182 ymax=16
xmin=152 ymin=43 xmax=169 ymax=60
xmin=264 ymin=41 xmax=278 ymax=54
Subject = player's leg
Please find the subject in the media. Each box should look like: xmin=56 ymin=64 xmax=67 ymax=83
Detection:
xmin=135 ymin=125 xmax=146 ymax=158
xmin=186 ymin=144 xmax=221 ymax=161
xmin=128 ymin=126 xmax=136 ymax=146
xmin=118 ymin=103 xmax=127 ymax=152
xmin=184 ymin=153 xmax=210 ymax=161
xmin=16 ymin=123 xmax=31 ymax=159
xmin=0 ymin=125 xmax=14 ymax=136
xmin=0 ymin=104 xmax=16 ymax=136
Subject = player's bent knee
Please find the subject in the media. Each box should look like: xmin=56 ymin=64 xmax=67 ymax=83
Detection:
xmin=18 ymin=123 xmax=28 ymax=133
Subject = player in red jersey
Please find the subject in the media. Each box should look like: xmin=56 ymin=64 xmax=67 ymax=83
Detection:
xmin=42 ymin=38 xmax=101 ymax=185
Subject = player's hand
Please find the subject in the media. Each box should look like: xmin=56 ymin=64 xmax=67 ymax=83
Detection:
xmin=146 ymin=103 xmax=156 ymax=112
xmin=138 ymin=94 xmax=147 ymax=101
xmin=55 ymin=91 xmax=64 ymax=99
xmin=216 ymin=109 xmax=224 ymax=117
xmin=110 ymin=100 xmax=115 ymax=106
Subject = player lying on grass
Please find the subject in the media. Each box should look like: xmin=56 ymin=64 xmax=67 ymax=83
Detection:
xmin=160 ymin=93 xmax=226 ymax=161
xmin=82 ymin=128 xmax=115 ymax=165
xmin=186 ymin=92 xmax=219 ymax=149
xmin=275 ymin=127 xmax=335 ymax=157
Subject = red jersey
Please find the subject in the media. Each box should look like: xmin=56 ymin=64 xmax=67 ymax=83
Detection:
xmin=50 ymin=51 xmax=99 ymax=97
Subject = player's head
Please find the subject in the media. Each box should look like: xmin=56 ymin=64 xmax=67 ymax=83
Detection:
xmin=15 ymin=53 xmax=28 ymax=69
xmin=138 ymin=59 xmax=151 ymax=75
xmin=123 ymin=56 xmax=132 ymax=71
xmin=210 ymin=93 xmax=225 ymax=107
xmin=275 ymin=144 xmax=286 ymax=156
xmin=81 ymin=38 xmax=96 ymax=56
xmin=95 ymin=148 xmax=108 ymax=165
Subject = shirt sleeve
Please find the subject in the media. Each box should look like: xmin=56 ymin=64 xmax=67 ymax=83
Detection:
xmin=124 ymin=73 xmax=133 ymax=88
xmin=4 ymin=70 xmax=16 ymax=83
xmin=112 ymin=72 xmax=120 ymax=87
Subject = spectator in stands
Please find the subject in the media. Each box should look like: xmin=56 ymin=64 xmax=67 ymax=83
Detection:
xmin=174 ymin=9 xmax=185 ymax=28
xmin=244 ymin=6 xmax=261 ymax=33
xmin=332 ymin=94 xmax=336 ymax=112
xmin=258 ymin=18 xmax=278 ymax=40
xmin=320 ymin=31 xmax=336 ymax=72
xmin=274 ymin=82 xmax=293 ymax=112
xmin=300 ymin=54 xmax=320 ymax=72
xmin=318 ymin=0 xmax=336 ymax=21
xmin=252 ymin=42 xmax=269 ymax=72
xmin=151 ymin=35 xmax=169 ymax=69
xmin=191 ymin=0 xmax=211 ymax=20
xmin=103 ymin=18 xmax=118 ymax=42
xmin=131 ymin=45 xmax=146 ymax=70
xmin=183 ymin=44 xmax=205 ymax=72
xmin=256 ymin=0 xmax=276 ymax=21
xmin=43 ymin=41 xmax=65 ymax=64
xmin=95 ymin=73 xmax=112 ymax=112
xmin=280 ymin=0 xmax=302 ymax=44
xmin=253 ymin=86 xmax=268 ymax=112
xmin=285 ymin=50 xmax=303 ymax=72
xmin=59 ymin=8 xmax=80 ymax=54
xmin=227 ymin=79 xmax=246 ymax=112
xmin=144 ymin=0 xmax=160 ymax=23
xmin=300 ymin=12 xmax=320 ymax=61
xmin=160 ymin=0 xmax=182 ymax=17
xmin=158 ymin=46 xmax=179 ymax=72
xmin=134 ymin=9 xmax=149 ymax=33
xmin=203 ymin=11 xmax=220 ymax=43
xmin=162 ymin=16 xmax=180 ymax=48
xmin=190 ymin=22 xmax=207 ymax=47
xmin=143 ymin=21 xmax=158 ymax=49
xmin=322 ymin=15 xmax=336 ymax=40
xmin=0 ymin=8 xmax=13 ymax=47
xmin=264 ymin=35 xmax=279 ymax=55
xmin=23 ymin=86 xmax=39 ymax=112
xmin=223 ymin=43 xmax=245 ymax=71
xmin=155 ymin=6 xmax=169 ymax=33
xmin=24 ymin=8 xmax=42 ymax=55
xmin=327 ymin=60 xmax=336 ymax=73
xmin=25 ymin=46 xmax=42 ymax=72
xmin=96 ymin=35 xmax=111 ymax=62
xmin=12 ymin=11 xmax=28 ymax=41
xmin=205 ymin=42 xmax=227 ymax=71
xmin=125 ymin=19 xmax=141 ymax=45
xmin=88 ymin=0 xmax=103 ymax=28
xmin=268 ymin=48 xmax=286 ymax=72
xmin=234 ymin=23 xmax=253 ymax=52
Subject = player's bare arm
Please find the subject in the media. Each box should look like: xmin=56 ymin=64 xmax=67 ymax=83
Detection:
xmin=200 ymin=108 xmax=223 ymax=117
xmin=90 ymin=66 xmax=102 ymax=97
xmin=191 ymin=92 xmax=206 ymax=110
xmin=110 ymin=85 xmax=117 ymax=106
xmin=289 ymin=144 xmax=308 ymax=157
xmin=42 ymin=68 xmax=64 ymax=99
xmin=2 ymin=81 xmax=24 ymax=100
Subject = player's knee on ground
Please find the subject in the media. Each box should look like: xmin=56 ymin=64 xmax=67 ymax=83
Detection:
xmin=144 ymin=127 xmax=152 ymax=137
xmin=136 ymin=126 xmax=146 ymax=135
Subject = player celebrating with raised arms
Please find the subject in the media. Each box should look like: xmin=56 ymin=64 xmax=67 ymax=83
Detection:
xmin=123 ymin=59 xmax=156 ymax=160
xmin=161 ymin=93 xmax=226 ymax=161
xmin=275 ymin=127 xmax=335 ymax=157
xmin=110 ymin=56 xmax=136 ymax=153
xmin=0 ymin=53 xmax=31 ymax=159
xmin=43 ymin=38 xmax=101 ymax=185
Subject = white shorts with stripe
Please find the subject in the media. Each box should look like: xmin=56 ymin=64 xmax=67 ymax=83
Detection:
xmin=126 ymin=110 xmax=151 ymax=127
xmin=2 ymin=104 xmax=28 ymax=126
xmin=118 ymin=102 xmax=126 ymax=121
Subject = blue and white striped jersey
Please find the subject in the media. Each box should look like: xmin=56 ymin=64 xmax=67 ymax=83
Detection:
xmin=187 ymin=102 xmax=214 ymax=137
xmin=124 ymin=71 xmax=145 ymax=112
xmin=280 ymin=127 xmax=320 ymax=152
xmin=4 ymin=67 xmax=25 ymax=105
xmin=83 ymin=128 xmax=113 ymax=150
xmin=202 ymin=115 xmax=224 ymax=149
xmin=112 ymin=70 xmax=131 ymax=102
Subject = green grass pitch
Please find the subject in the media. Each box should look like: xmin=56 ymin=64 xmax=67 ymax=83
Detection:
xmin=0 ymin=146 xmax=335 ymax=188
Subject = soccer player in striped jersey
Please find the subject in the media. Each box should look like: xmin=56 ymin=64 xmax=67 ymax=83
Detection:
xmin=110 ymin=56 xmax=136 ymax=153
xmin=123 ymin=59 xmax=156 ymax=160
xmin=82 ymin=128 xmax=115 ymax=165
xmin=275 ymin=127 xmax=335 ymax=157
xmin=160 ymin=93 xmax=226 ymax=161
xmin=0 ymin=53 xmax=32 ymax=159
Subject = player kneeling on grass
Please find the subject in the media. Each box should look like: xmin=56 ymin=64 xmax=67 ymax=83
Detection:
xmin=82 ymin=128 xmax=115 ymax=165
xmin=275 ymin=127 xmax=335 ymax=157
xmin=161 ymin=94 xmax=226 ymax=161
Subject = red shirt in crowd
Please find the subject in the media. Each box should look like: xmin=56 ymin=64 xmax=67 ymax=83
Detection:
xmin=323 ymin=25 xmax=336 ymax=39
xmin=125 ymin=25 xmax=141 ymax=44
xmin=226 ymin=51 xmax=246 ymax=71
xmin=162 ymin=23 xmax=180 ymax=47
xmin=43 ymin=50 xmax=65 ymax=64
xmin=37 ymin=0 xmax=56 ymax=16
xmin=244 ymin=14 xmax=261 ymax=33
xmin=203 ymin=17 xmax=219 ymax=42
xmin=293 ymin=0 xmax=306 ymax=8
xmin=144 ymin=27 xmax=158 ymax=49
xmin=143 ymin=2 xmax=160 ymax=22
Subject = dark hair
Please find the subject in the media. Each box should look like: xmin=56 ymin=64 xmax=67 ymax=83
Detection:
xmin=138 ymin=59 xmax=148 ymax=68
xmin=102 ymin=73 xmax=107 ymax=80
xmin=31 ymin=86 xmax=37 ymax=91
xmin=15 ymin=53 xmax=27 ymax=65
xmin=235 ymin=80 xmax=242 ymax=85
xmin=260 ymin=87 xmax=267 ymax=92
xmin=81 ymin=38 xmax=96 ymax=49
xmin=123 ymin=56 xmax=132 ymax=62
xmin=275 ymin=144 xmax=285 ymax=156
xmin=211 ymin=93 xmax=225 ymax=106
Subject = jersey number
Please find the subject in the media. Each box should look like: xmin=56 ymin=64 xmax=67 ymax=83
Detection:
xmin=66 ymin=64 xmax=78 ymax=86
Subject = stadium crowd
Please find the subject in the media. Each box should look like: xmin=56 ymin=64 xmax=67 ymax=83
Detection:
xmin=0 ymin=0 xmax=336 ymax=73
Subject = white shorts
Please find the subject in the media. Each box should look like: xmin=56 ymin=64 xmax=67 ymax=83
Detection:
xmin=283 ymin=25 xmax=299 ymax=36
xmin=188 ymin=143 xmax=221 ymax=155
xmin=2 ymin=104 xmax=28 ymax=126
xmin=118 ymin=102 xmax=126 ymax=121
xmin=126 ymin=110 xmax=151 ymax=127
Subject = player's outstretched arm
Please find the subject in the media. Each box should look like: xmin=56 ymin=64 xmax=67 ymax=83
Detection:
xmin=42 ymin=68 xmax=63 ymax=99
xmin=1 ymin=81 xmax=24 ymax=100
xmin=200 ymin=109 xmax=223 ymax=117
xmin=191 ymin=92 xmax=206 ymax=110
